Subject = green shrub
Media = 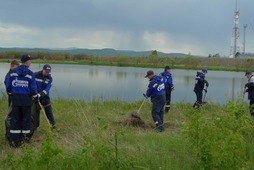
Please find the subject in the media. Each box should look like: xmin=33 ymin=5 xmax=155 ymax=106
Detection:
xmin=182 ymin=100 xmax=254 ymax=169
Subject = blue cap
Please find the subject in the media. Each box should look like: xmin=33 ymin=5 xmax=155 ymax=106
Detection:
xmin=202 ymin=68 xmax=208 ymax=73
xmin=145 ymin=70 xmax=154 ymax=78
xmin=165 ymin=66 xmax=171 ymax=69
xmin=245 ymin=70 xmax=252 ymax=76
xmin=164 ymin=66 xmax=171 ymax=71
xmin=21 ymin=54 xmax=31 ymax=63
xmin=43 ymin=64 xmax=51 ymax=73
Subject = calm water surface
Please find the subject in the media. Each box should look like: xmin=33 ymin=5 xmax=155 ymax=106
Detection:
xmin=0 ymin=63 xmax=247 ymax=104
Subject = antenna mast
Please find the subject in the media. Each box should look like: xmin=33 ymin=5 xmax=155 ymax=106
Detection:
xmin=230 ymin=0 xmax=240 ymax=58
xmin=243 ymin=24 xmax=247 ymax=53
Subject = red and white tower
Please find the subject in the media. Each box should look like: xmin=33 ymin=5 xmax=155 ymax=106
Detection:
xmin=230 ymin=1 xmax=240 ymax=58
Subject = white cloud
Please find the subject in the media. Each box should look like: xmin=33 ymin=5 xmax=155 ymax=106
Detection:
xmin=0 ymin=24 xmax=39 ymax=47
xmin=142 ymin=31 xmax=207 ymax=55
xmin=0 ymin=23 xmax=133 ymax=49
xmin=0 ymin=0 xmax=254 ymax=56
xmin=0 ymin=23 xmax=220 ymax=56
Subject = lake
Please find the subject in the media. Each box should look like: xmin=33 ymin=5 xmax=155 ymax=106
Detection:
xmin=0 ymin=63 xmax=248 ymax=104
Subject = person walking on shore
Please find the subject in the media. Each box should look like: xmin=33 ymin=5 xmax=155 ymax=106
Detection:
xmin=193 ymin=68 xmax=209 ymax=108
xmin=145 ymin=70 xmax=166 ymax=132
xmin=160 ymin=66 xmax=174 ymax=112
xmin=244 ymin=71 xmax=254 ymax=116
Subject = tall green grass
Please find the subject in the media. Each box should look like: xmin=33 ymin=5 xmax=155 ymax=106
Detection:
xmin=0 ymin=98 xmax=253 ymax=169
xmin=182 ymin=100 xmax=254 ymax=169
xmin=1 ymin=54 xmax=254 ymax=71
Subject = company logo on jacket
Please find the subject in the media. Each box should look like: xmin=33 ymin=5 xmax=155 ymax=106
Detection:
xmin=12 ymin=78 xmax=28 ymax=88
xmin=157 ymin=83 xmax=165 ymax=91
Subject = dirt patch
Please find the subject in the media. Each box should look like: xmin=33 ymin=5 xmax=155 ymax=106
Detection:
xmin=119 ymin=112 xmax=180 ymax=130
xmin=120 ymin=111 xmax=154 ymax=128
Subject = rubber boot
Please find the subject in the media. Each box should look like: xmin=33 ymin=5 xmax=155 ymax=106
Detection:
xmin=193 ymin=101 xmax=201 ymax=109
xmin=165 ymin=106 xmax=170 ymax=113
xmin=157 ymin=125 xmax=164 ymax=132
xmin=10 ymin=141 xmax=19 ymax=148
xmin=155 ymin=121 xmax=164 ymax=132
xmin=249 ymin=104 xmax=254 ymax=117
xmin=250 ymin=109 xmax=254 ymax=117
xmin=22 ymin=133 xmax=31 ymax=144
xmin=196 ymin=103 xmax=201 ymax=109
xmin=51 ymin=124 xmax=60 ymax=132
xmin=193 ymin=101 xmax=197 ymax=108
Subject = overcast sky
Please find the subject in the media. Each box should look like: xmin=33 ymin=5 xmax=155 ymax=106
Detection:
xmin=0 ymin=0 xmax=254 ymax=56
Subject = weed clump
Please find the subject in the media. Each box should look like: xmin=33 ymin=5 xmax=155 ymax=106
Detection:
xmin=182 ymin=100 xmax=254 ymax=169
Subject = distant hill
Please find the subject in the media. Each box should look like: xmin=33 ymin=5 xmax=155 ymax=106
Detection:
xmin=0 ymin=47 xmax=187 ymax=57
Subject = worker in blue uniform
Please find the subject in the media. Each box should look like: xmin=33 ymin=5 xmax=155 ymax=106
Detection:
xmin=31 ymin=64 xmax=56 ymax=134
xmin=160 ymin=66 xmax=174 ymax=112
xmin=5 ymin=54 xmax=38 ymax=148
xmin=145 ymin=70 xmax=166 ymax=132
xmin=193 ymin=68 xmax=209 ymax=108
xmin=4 ymin=60 xmax=20 ymax=141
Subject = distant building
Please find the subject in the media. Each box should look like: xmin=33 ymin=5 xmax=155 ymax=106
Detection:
xmin=235 ymin=52 xmax=254 ymax=58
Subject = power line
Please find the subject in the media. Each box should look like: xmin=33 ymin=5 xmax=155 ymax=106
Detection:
xmin=248 ymin=20 xmax=254 ymax=31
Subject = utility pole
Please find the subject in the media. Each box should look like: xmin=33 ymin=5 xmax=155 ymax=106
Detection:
xmin=230 ymin=0 xmax=240 ymax=58
xmin=243 ymin=24 xmax=247 ymax=53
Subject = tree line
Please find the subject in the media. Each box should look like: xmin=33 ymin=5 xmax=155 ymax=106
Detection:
xmin=0 ymin=51 xmax=254 ymax=71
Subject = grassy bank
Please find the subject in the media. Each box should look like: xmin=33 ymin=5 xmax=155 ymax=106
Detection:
xmin=1 ymin=54 xmax=254 ymax=72
xmin=0 ymin=96 xmax=253 ymax=169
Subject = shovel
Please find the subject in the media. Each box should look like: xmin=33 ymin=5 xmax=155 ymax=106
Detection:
xmin=242 ymin=90 xmax=245 ymax=102
xmin=202 ymin=87 xmax=208 ymax=104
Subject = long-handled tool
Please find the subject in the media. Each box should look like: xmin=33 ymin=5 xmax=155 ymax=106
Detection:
xmin=202 ymin=86 xmax=208 ymax=104
xmin=137 ymin=93 xmax=148 ymax=114
xmin=242 ymin=90 xmax=245 ymax=102
xmin=37 ymin=101 xmax=52 ymax=128
xmin=131 ymin=94 xmax=148 ymax=119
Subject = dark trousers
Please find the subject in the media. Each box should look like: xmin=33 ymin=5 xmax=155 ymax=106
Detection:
xmin=5 ymin=103 xmax=12 ymax=140
xmin=5 ymin=96 xmax=12 ymax=139
xmin=249 ymin=98 xmax=254 ymax=116
xmin=10 ymin=105 xmax=32 ymax=143
xmin=151 ymin=94 xmax=166 ymax=128
xmin=193 ymin=90 xmax=203 ymax=108
xmin=31 ymin=102 xmax=56 ymax=133
xmin=165 ymin=88 xmax=171 ymax=112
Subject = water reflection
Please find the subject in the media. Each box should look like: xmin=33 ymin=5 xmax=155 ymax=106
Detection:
xmin=116 ymin=72 xmax=127 ymax=80
xmin=0 ymin=63 xmax=247 ymax=104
